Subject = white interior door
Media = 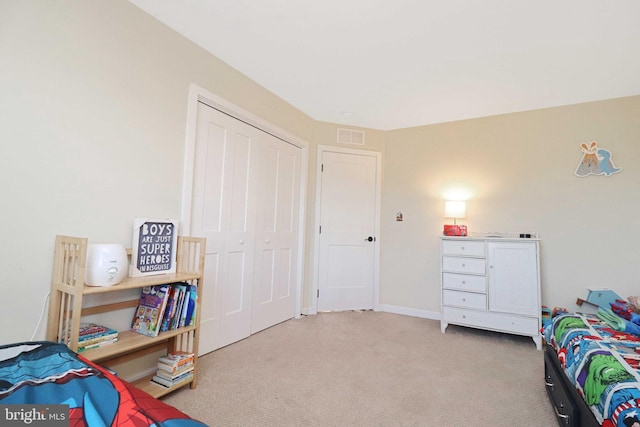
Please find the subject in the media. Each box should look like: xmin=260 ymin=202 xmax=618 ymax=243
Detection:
xmin=191 ymin=101 xmax=302 ymax=354
xmin=317 ymin=149 xmax=379 ymax=311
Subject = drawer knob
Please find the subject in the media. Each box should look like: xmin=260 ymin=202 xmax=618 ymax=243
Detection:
xmin=462 ymin=298 xmax=466 ymax=302
xmin=462 ymin=264 xmax=466 ymax=267
xmin=462 ymin=280 xmax=466 ymax=284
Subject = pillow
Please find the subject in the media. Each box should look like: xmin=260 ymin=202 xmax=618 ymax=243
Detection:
xmin=628 ymin=296 xmax=640 ymax=313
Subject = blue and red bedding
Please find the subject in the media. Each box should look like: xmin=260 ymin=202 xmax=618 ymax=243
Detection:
xmin=0 ymin=341 xmax=207 ymax=427
xmin=544 ymin=312 xmax=640 ymax=427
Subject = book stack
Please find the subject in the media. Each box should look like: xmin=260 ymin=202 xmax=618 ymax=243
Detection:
xmin=151 ymin=351 xmax=195 ymax=388
xmin=76 ymin=323 xmax=118 ymax=352
xmin=131 ymin=282 xmax=197 ymax=337
xmin=160 ymin=283 xmax=197 ymax=332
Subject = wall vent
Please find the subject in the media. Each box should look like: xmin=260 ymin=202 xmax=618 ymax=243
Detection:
xmin=337 ymin=128 xmax=365 ymax=145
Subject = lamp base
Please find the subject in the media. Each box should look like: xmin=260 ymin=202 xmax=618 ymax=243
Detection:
xmin=443 ymin=224 xmax=467 ymax=236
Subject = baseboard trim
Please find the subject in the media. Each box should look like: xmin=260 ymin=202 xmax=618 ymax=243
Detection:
xmin=378 ymin=304 xmax=441 ymax=320
xmin=300 ymin=304 xmax=440 ymax=320
xmin=301 ymin=306 xmax=316 ymax=316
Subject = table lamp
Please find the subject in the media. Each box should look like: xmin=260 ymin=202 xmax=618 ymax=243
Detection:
xmin=443 ymin=200 xmax=467 ymax=236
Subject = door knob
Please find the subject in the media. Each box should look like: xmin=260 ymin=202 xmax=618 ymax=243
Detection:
xmin=365 ymin=236 xmax=374 ymax=242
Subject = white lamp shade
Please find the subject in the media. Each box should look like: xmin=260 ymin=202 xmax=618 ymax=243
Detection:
xmin=444 ymin=201 xmax=466 ymax=219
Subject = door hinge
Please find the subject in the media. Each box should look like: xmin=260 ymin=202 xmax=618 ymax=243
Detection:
xmin=317 ymin=289 xmax=319 ymax=298
xmin=321 ymin=163 xmax=324 ymax=172
xmin=319 ymin=225 xmax=322 ymax=234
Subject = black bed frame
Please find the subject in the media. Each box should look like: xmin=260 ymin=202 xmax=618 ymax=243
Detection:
xmin=544 ymin=344 xmax=600 ymax=427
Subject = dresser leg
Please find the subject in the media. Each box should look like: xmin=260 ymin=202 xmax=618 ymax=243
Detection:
xmin=532 ymin=335 xmax=542 ymax=351
xmin=441 ymin=321 xmax=448 ymax=334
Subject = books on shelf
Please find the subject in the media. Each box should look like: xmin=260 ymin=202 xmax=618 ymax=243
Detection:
xmin=73 ymin=322 xmax=119 ymax=353
xmin=155 ymin=365 xmax=194 ymax=381
xmin=131 ymin=282 xmax=198 ymax=337
xmin=157 ymin=352 xmax=194 ymax=373
xmin=151 ymin=351 xmax=195 ymax=388
xmin=161 ymin=284 xmax=182 ymax=332
xmin=151 ymin=371 xmax=194 ymax=388
xmin=78 ymin=337 xmax=118 ymax=352
xmin=158 ymin=351 xmax=194 ymax=367
xmin=131 ymin=284 xmax=172 ymax=337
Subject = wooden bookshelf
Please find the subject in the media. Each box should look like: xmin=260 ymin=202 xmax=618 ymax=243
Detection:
xmin=46 ymin=235 xmax=206 ymax=397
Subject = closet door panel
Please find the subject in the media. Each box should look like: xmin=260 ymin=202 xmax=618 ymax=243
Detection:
xmin=193 ymin=102 xmax=257 ymax=353
xmin=252 ymin=135 xmax=301 ymax=333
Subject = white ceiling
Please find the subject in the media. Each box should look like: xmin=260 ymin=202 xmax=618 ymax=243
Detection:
xmin=129 ymin=0 xmax=640 ymax=130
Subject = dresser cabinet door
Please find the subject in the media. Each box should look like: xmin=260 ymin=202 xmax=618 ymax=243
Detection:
xmin=487 ymin=242 xmax=539 ymax=316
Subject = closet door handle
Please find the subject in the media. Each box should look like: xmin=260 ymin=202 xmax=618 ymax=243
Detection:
xmin=239 ymin=240 xmax=244 ymax=245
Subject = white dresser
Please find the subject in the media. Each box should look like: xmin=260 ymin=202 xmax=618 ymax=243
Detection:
xmin=440 ymin=236 xmax=542 ymax=350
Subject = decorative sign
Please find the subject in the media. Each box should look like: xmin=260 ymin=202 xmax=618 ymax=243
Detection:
xmin=129 ymin=218 xmax=178 ymax=277
xmin=575 ymin=141 xmax=621 ymax=177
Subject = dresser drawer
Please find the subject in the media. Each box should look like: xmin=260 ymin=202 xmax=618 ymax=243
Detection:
xmin=442 ymin=256 xmax=486 ymax=275
xmin=442 ymin=240 xmax=485 ymax=257
xmin=442 ymin=273 xmax=486 ymax=292
xmin=442 ymin=306 xmax=539 ymax=336
xmin=442 ymin=290 xmax=486 ymax=310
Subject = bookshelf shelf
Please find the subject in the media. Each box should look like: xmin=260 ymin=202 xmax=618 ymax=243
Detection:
xmin=136 ymin=373 xmax=195 ymax=399
xmin=82 ymin=272 xmax=201 ymax=295
xmin=82 ymin=326 xmax=197 ymax=363
xmin=46 ymin=235 xmax=206 ymax=398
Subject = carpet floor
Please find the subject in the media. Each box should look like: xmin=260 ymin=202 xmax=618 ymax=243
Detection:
xmin=163 ymin=311 xmax=557 ymax=426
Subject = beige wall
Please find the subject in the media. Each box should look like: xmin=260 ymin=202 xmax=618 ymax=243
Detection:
xmin=0 ymin=0 xmax=315 ymax=343
xmin=381 ymin=96 xmax=640 ymax=315
xmin=1 ymin=0 xmax=639 ymax=344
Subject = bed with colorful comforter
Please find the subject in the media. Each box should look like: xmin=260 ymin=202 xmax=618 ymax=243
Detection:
xmin=0 ymin=341 xmax=208 ymax=427
xmin=544 ymin=311 xmax=640 ymax=427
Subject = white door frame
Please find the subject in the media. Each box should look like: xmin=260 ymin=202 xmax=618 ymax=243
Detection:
xmin=311 ymin=145 xmax=381 ymax=314
xmin=180 ymin=83 xmax=309 ymax=318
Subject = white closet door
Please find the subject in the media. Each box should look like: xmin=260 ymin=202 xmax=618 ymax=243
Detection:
xmin=251 ymin=134 xmax=301 ymax=333
xmin=192 ymin=101 xmax=302 ymax=354
xmin=192 ymin=102 xmax=258 ymax=353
